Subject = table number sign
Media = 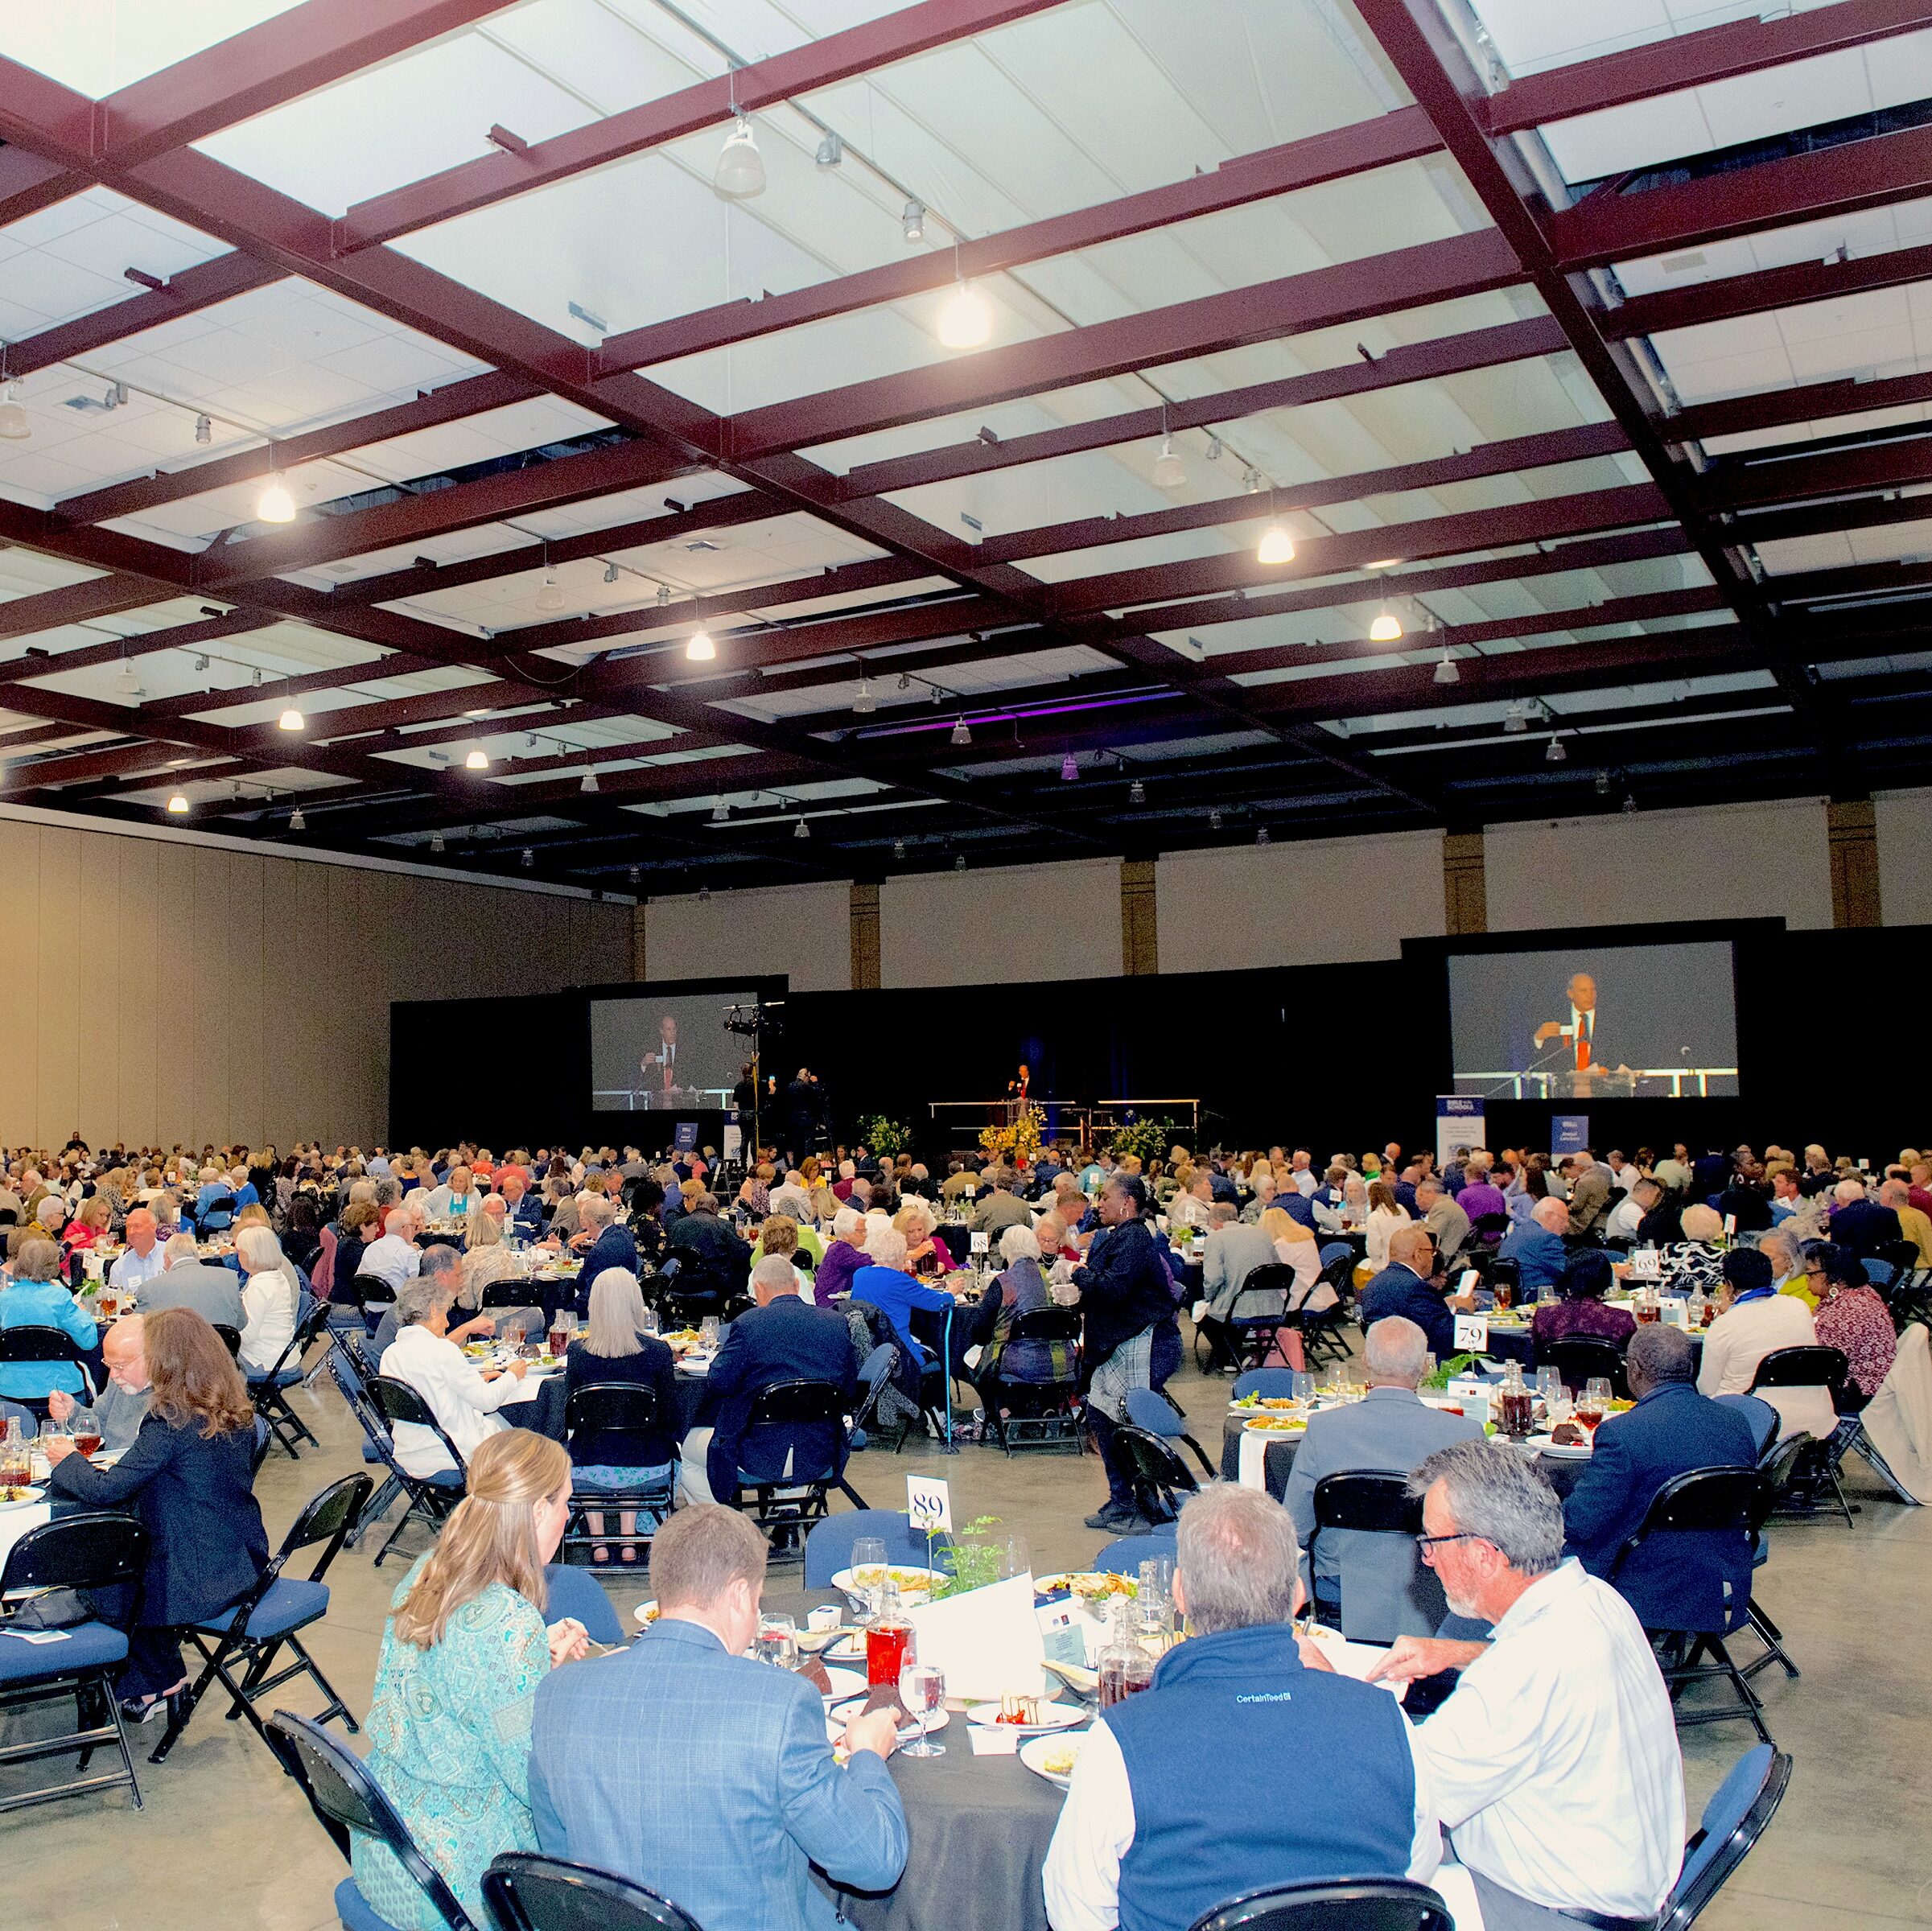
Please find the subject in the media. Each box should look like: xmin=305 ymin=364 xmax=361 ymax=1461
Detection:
xmin=907 ymin=1474 xmax=953 ymax=1535
xmin=1452 ymin=1311 xmax=1489 ymax=1352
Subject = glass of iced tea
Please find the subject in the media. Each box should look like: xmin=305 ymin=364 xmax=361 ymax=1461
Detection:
xmin=97 ymin=1289 xmax=118 ymax=1320
xmin=70 ymin=1410 xmax=102 ymax=1458
xmin=1576 ymin=1377 xmax=1613 ymax=1431
xmin=1493 ymin=1278 xmax=1514 ymax=1311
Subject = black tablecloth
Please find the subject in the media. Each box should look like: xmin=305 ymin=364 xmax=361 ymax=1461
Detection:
xmin=761 ymin=1587 xmax=1065 ymax=1931
xmin=521 ymin=1365 xmax=714 ymax=1441
xmin=1481 ymin=1322 xmax=1704 ymax=1373
xmin=1217 ymin=1410 xmax=1588 ymax=1499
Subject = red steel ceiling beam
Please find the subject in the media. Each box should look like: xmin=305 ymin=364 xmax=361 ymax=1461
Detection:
xmin=0 ymin=608 xmax=277 ymax=689
xmin=1484 ymin=0 xmax=1932 ymax=135
xmin=332 ymin=0 xmax=1069 ymax=252
xmin=0 ymin=574 xmax=173 ymax=639
xmin=0 ymin=144 xmax=75 ymax=224
xmin=729 ymin=227 xmax=1524 ymax=456
xmin=595 ymin=108 xmax=1442 ymax=372
xmin=1546 ymin=121 xmax=1932 ymax=271
xmin=1668 ymin=365 xmax=1932 ymax=445
xmin=1695 ymin=430 xmax=1932 ymax=512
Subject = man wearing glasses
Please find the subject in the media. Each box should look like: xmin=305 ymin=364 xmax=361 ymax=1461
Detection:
xmin=1352 ymin=1439 xmax=1684 ymax=1930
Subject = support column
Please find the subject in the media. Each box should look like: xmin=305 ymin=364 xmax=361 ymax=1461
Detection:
xmin=630 ymin=900 xmax=647 ymax=979
xmin=1443 ymin=830 xmax=1487 ymax=936
xmin=851 ymin=880 xmax=880 ymax=990
xmin=1828 ymin=799 xmax=1882 ymax=928
xmin=1121 ymin=858 xmax=1158 ymax=976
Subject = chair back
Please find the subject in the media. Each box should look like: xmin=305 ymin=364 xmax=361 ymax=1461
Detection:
xmin=1232 ymin=1368 xmax=1299 ymax=1401
xmin=1184 ymin=1876 xmax=1453 ymax=1931
xmin=1757 ymin=1431 xmax=1812 ymax=1486
xmin=480 ymin=1280 xmax=534 ymax=1310
xmin=369 ymin=1373 xmax=470 ymax=1476
xmin=1094 ymin=1526 xmax=1177 ymax=1577
xmin=1748 ymin=1344 xmax=1848 ymax=1402
xmin=1311 ymin=1471 xmax=1420 ymax=1537
xmin=481 ymin=1851 xmax=704 ymax=1931
xmin=280 ymin=1472 xmax=375 ymax=1581
xmin=0 ymin=1509 xmax=147 ymax=1596
xmin=1713 ymin=1393 xmax=1779 ymax=1460
xmin=1232 ymin=1264 xmax=1297 ymax=1315
xmin=541 ymin=1565 xmax=624 ymax=1645
xmin=1005 ymin=1307 xmax=1081 ymax=1346
xmin=1314 ymin=1250 xmax=1356 ymax=1301
xmin=348 ymin=1274 xmax=397 ymax=1315
xmin=1124 ymin=1385 xmax=1185 ymax=1439
xmin=1544 ymin=1335 xmax=1629 ymax=1399
xmin=803 ymin=1509 xmax=950 ymax=1586
xmin=0 ymin=1325 xmax=89 ymax=1369
xmin=1608 ymin=1466 xmax=1769 ymax=1609
xmin=212 ymin=1322 xmax=243 ymax=1359
xmin=744 ymin=1377 xmax=843 ymax=1431
xmin=564 ymin=1381 xmax=661 ymax=1461
xmin=1114 ymin=1423 xmax=1200 ymax=1517
xmin=267 ymin=1712 xmax=477 ymax=1929
xmin=262 ymin=1299 xmax=332 ymax=1382
xmin=1657 ymin=1744 xmax=1792 ymax=1931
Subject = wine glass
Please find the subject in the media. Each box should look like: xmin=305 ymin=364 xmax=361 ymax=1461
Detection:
xmin=850 ymin=1536 xmax=888 ymax=1611
xmin=1291 ymin=1371 xmax=1314 ymax=1404
xmin=756 ymin=1612 xmax=797 ymax=1670
xmin=995 ymin=1534 xmax=1031 ymax=1583
xmin=1579 ymin=1377 xmax=1613 ymax=1431
xmin=1536 ymin=1366 xmax=1563 ymax=1409
xmin=699 ymin=1315 xmax=721 ymax=1350
xmin=898 ymin=1657 xmax=945 ymax=1756
xmin=69 ymin=1409 xmax=103 ymax=1458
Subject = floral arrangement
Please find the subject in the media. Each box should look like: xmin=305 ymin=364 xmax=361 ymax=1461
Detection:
xmin=980 ymin=1102 xmax=1046 ymax=1166
xmin=854 ymin=1114 xmax=914 ymax=1159
xmin=930 ymin=1516 xmax=1005 ymax=1599
xmin=1108 ymin=1117 xmax=1180 ymax=1168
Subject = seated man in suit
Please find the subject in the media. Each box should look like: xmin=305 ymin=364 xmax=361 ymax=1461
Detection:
xmin=571 ymin=1196 xmax=639 ymax=1305
xmin=138 ymin=1232 xmax=245 ymax=1329
xmin=667 ymin=1192 xmax=753 ymax=1295
xmin=1827 ymin=1178 xmax=1904 ymax=1258
xmin=1285 ymin=1316 xmax=1481 ymax=1641
xmin=530 ymin=1505 xmax=907 ymax=1931
xmin=1358 ymin=1225 xmax=1454 ymax=1361
xmin=684 ymin=1255 xmax=857 ymax=1509
xmin=1497 ymin=1196 xmax=1572 ymax=1301
xmin=1562 ymin=1321 xmax=1759 ymax=1632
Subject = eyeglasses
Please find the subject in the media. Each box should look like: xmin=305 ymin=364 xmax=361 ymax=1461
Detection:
xmin=1414 ymin=1531 xmax=1482 ymax=1563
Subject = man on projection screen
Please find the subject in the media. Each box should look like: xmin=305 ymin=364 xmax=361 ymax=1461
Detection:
xmin=1533 ymin=971 xmax=1632 ymax=1097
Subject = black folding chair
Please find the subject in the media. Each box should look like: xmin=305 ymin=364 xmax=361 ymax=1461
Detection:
xmin=1543 ymin=1334 xmax=1630 ymax=1400
xmin=267 ymin=1711 xmax=479 ymax=1931
xmin=731 ymin=1378 xmax=866 ymax=1555
xmin=0 ymin=1512 xmax=149 ymax=1814
xmin=559 ymin=1383 xmax=677 ymax=1565
xmin=1114 ymin=1423 xmax=1201 ymax=1525
xmin=365 ymin=1374 xmax=469 ymax=1567
xmin=1307 ymin=1471 xmax=1427 ymax=1629
xmin=483 ymin=1851 xmax=705 ymax=1931
xmin=150 ymin=1472 xmax=373 ymax=1765
xmin=1225 ymin=1265 xmax=1296 ymax=1372
xmin=0 ymin=1326 xmax=96 ymax=1416
xmin=989 ymin=1307 xmax=1084 ymax=1453
xmin=1739 ymin=1435 xmax=1808 ymax=1684
xmin=211 ymin=1322 xmax=243 ymax=1360
xmin=347 ymin=1271 xmax=398 ymax=1336
xmin=249 ymin=1301 xmax=332 ymax=1459
xmin=1185 ymin=1876 xmax=1453 ymax=1931
xmin=1749 ymin=1345 xmax=1854 ymax=1526
xmin=1300 ymin=1254 xmax=1356 ymax=1367
xmin=1608 ymin=1466 xmax=1777 ymax=1742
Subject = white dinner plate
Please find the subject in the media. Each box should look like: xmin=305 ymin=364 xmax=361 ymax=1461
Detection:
xmin=0 ymin=1485 xmax=44 ymax=1511
xmin=818 ymin=1665 xmax=866 ymax=1702
xmin=826 ymin=1694 xmax=950 ymax=1744
xmin=966 ymin=1699 xmax=1085 ymax=1734
xmin=1019 ymin=1731 xmax=1090 ymax=1789
xmin=830 ymin=1565 xmax=944 ymax=1604
xmin=1525 ymin=1431 xmax=1594 ymax=1459
xmin=632 ymin=1598 xmax=660 ymax=1627
xmin=825 ymin=1631 xmax=866 ymax=1662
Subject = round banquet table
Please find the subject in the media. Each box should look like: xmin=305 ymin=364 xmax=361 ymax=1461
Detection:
xmin=760 ymin=1584 xmax=1065 ymax=1931
xmin=1477 ymin=1318 xmax=1703 ymax=1374
xmin=1217 ymin=1409 xmax=1588 ymax=1501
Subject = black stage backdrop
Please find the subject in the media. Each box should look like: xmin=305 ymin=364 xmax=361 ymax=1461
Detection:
xmin=390 ymin=921 xmax=1928 ymax=1163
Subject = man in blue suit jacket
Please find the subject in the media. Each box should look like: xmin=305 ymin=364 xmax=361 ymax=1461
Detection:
xmin=1358 ymin=1225 xmax=1455 ymax=1361
xmin=1497 ymin=1197 xmax=1572 ymax=1300
xmin=701 ymin=1258 xmax=856 ymax=1505
xmin=1563 ymin=1322 xmax=1760 ymax=1632
xmin=530 ymin=1505 xmax=907 ymax=1931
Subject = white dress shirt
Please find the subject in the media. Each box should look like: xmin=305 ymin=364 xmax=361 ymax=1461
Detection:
xmin=360 ymin=1233 xmax=422 ymax=1292
xmin=109 ymin=1243 xmax=167 ymax=1292
xmin=1290 ymin=1168 xmax=1319 ymax=1196
xmin=1415 ymin=1559 xmax=1684 ymax=1920
xmin=1043 ymin=1697 xmax=1440 ymax=1931
xmin=238 ymin=1268 xmax=298 ymax=1373
xmin=378 ymin=1322 xmax=520 ymax=1475
xmin=1365 ymin=1205 xmax=1411 ymax=1275
xmin=1605 ymin=1192 xmax=1646 ymax=1241
xmin=1696 ymin=1291 xmax=1836 ymax=1439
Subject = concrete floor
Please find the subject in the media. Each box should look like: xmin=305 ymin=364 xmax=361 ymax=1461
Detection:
xmin=3 ymin=1340 xmax=1925 ymax=1931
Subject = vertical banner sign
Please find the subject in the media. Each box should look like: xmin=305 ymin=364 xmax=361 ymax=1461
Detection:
xmin=1436 ymin=1096 xmax=1485 ymax=1171
xmin=673 ymin=1120 xmax=698 ymax=1152
xmin=1551 ymin=1115 xmax=1589 ymax=1157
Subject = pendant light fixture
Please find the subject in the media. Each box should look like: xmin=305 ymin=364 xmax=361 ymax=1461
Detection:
xmin=950 ymin=717 xmax=971 ymax=746
xmin=536 ymin=544 xmax=564 ymax=612
xmin=278 ymin=705 xmax=305 ymax=731
xmin=1545 ymin=734 xmax=1567 ymax=764
xmin=1060 ymin=751 xmax=1079 ymax=782
xmin=1433 ymin=650 xmax=1460 ymax=685
xmin=793 ymin=816 xmax=809 ymax=839
xmin=1369 ymin=604 xmax=1403 ymax=643
xmin=0 ymin=364 xmax=27 ymax=440
xmin=937 ymin=281 xmax=991 ymax=350
xmin=166 ymin=793 xmax=190 ymax=814
xmin=853 ymin=678 xmax=876 ymax=714
xmin=1151 ymin=406 xmax=1184 ymax=490
xmin=288 ymin=805 xmax=306 ymax=833
xmin=580 ymin=768 xmax=599 ymax=793
xmin=1255 ymin=486 xmax=1294 ymax=565
xmin=465 ymin=745 xmax=491 ymax=770
xmin=686 ymin=626 xmax=715 ymax=661
xmin=256 ymin=445 xmax=296 ymax=524
xmin=714 ymin=112 xmax=765 ymax=199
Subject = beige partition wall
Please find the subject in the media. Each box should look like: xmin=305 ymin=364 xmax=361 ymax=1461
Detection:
xmin=0 ymin=813 xmax=630 ymax=1151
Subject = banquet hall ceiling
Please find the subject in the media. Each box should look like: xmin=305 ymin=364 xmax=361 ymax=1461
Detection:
xmin=1 ymin=0 xmax=1930 ymax=892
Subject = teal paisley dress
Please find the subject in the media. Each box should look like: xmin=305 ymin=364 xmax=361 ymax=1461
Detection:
xmin=352 ymin=1555 xmax=550 ymax=1928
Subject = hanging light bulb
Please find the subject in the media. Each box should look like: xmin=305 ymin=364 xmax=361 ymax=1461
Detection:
xmin=288 ymin=805 xmax=306 ymax=833
xmin=521 ymin=848 xmax=534 ymax=869
xmin=1369 ymin=605 xmax=1403 ymax=643
xmin=713 ymin=117 xmax=765 ymax=199
xmin=1151 ymin=437 xmax=1185 ymax=490
xmin=580 ymin=769 xmax=599 ymax=793
xmin=686 ymin=627 xmax=715 ymax=662
xmin=1433 ymin=651 xmax=1460 ymax=686
xmin=115 ymin=662 xmax=140 ymax=696
xmin=950 ymin=717 xmax=971 ymax=746
xmin=1503 ymin=705 xmax=1526 ymax=734
xmin=194 ymin=414 xmax=212 ymax=444
xmin=1256 ymin=522 xmax=1296 ymax=565
xmin=536 ymin=573 xmax=564 ymax=612
xmin=256 ymin=473 xmax=296 ymax=523
xmin=793 ymin=817 xmax=809 ymax=840
xmin=1545 ymin=735 xmax=1567 ymax=764
xmin=430 ymin=831 xmax=447 ymax=853
xmin=1595 ymin=768 xmax=1612 ymax=797
xmin=166 ymin=793 xmax=190 ymax=814
xmin=1061 ymin=751 xmax=1079 ymax=782
xmin=893 ymin=839 xmax=906 ymax=861
xmin=711 ymin=799 xmax=729 ymax=823
xmin=0 ymin=382 xmax=28 ymax=441
xmin=954 ymin=853 xmax=966 ymax=872
xmin=278 ymin=706 xmax=304 ymax=731
xmin=465 ymin=746 xmax=490 ymax=770
xmin=1128 ymin=778 xmax=1146 ymax=805
xmin=937 ymin=282 xmax=992 ymax=350
xmin=853 ymin=679 xmax=876 ymax=714
xmin=1209 ymin=809 xmax=1222 ymax=832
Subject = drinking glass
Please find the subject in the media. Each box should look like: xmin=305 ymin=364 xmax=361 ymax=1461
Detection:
xmin=995 ymin=1534 xmax=1031 ymax=1582
xmin=1536 ymin=1366 xmax=1563 ymax=1409
xmin=640 ymin=1299 xmax=660 ymax=1336
xmin=69 ymin=1409 xmax=102 ymax=1458
xmin=699 ymin=1315 xmax=721 ymax=1350
xmin=756 ymin=1612 xmax=797 ymax=1670
xmin=850 ymin=1536 xmax=887 ymax=1608
xmin=1579 ymin=1377 xmax=1613 ymax=1431
xmin=1138 ymin=1554 xmax=1173 ymax=1605
xmin=1291 ymin=1371 xmax=1314 ymax=1404
xmin=898 ymin=1660 xmax=945 ymax=1756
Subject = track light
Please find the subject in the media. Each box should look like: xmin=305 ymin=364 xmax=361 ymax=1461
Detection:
xmin=193 ymin=653 xmax=209 ymax=673
xmin=628 ymin=865 xmax=641 ymax=886
xmin=950 ymin=717 xmax=971 ymax=746
xmin=711 ymin=799 xmax=729 ymax=823
xmin=1256 ymin=522 xmax=1296 ymax=565
xmin=115 ymin=662 xmax=140 ymax=696
xmin=1205 ymin=434 xmax=1223 ymax=461
xmin=257 ymin=473 xmax=296 ymax=523
xmin=1151 ymin=438 xmax=1185 ymax=489
xmin=793 ymin=817 xmax=809 ymax=840
xmin=166 ymin=793 xmax=189 ymax=814
xmin=521 ymin=847 xmax=534 ymax=869
xmin=1242 ymin=468 xmax=1263 ymax=494
xmin=252 ymin=665 xmax=263 ymax=688
xmin=430 ymin=831 xmax=446 ymax=853
xmin=1369 ymin=605 xmax=1403 ymax=643
xmin=901 ymin=199 xmax=926 ymax=242
xmin=1061 ymin=752 xmax=1079 ymax=782
xmin=1545 ymin=735 xmax=1567 ymax=764
xmin=1128 ymin=778 xmax=1146 ymax=805
xmin=537 ymin=572 xmax=564 ymax=612
xmin=937 ymin=282 xmax=992 ymax=350
xmin=656 ymin=583 xmax=672 ymax=607
xmin=1503 ymin=705 xmax=1526 ymax=734
xmin=603 ymin=561 xmax=620 ymax=583
xmin=954 ymin=854 xmax=966 ymax=872
xmin=893 ymin=839 xmax=906 ymax=860
xmin=686 ymin=627 xmax=715 ymax=662
xmin=1209 ymin=809 xmax=1222 ymax=831
xmin=1434 ymin=652 xmax=1459 ymax=685
xmin=815 ymin=132 xmax=843 ymax=167
xmin=853 ymin=680 xmax=876 ymax=714
xmin=713 ymin=117 xmax=765 ymax=199
xmin=465 ymin=747 xmax=490 ymax=770
xmin=0 ymin=383 xmax=27 ymax=441
xmin=278 ymin=706 xmax=304 ymax=731
xmin=288 ymin=806 xmax=306 ymax=833
xmin=194 ymin=414 xmax=211 ymax=444
xmin=580 ymin=769 xmax=599 ymax=793
xmin=102 ymin=381 xmax=126 ymax=410
xmin=1256 ymin=825 xmax=1271 ymax=846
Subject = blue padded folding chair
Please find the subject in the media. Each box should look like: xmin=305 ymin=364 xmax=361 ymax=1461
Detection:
xmin=803 ymin=1509 xmax=952 ymax=1587
xmin=1233 ymin=1368 xmax=1299 ymax=1401
xmin=1655 ymin=1744 xmax=1792 ymax=1930
xmin=1715 ymin=1394 xmax=1780 ymax=1460
xmin=1094 ymin=1527 xmax=1177 ymax=1576
xmin=542 ymin=1564 xmax=623 ymax=1646
xmin=1125 ymin=1385 xmax=1217 ymax=1480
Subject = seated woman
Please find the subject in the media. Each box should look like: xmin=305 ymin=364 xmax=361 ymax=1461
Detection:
xmin=0 ymin=1237 xmax=98 ymax=1402
xmin=380 ymin=1275 xmax=531 ymax=1478
xmin=563 ymin=1268 xmax=682 ymax=1560
xmin=356 ymin=1431 xmax=587 ymax=1929
xmin=968 ymin=1225 xmax=1073 ymax=1418
xmin=1809 ymin=1242 xmax=1896 ymax=1412
xmin=1258 ymin=1208 xmax=1334 ymax=1373
xmin=851 ymin=1225 xmax=960 ymax=1381
xmin=235 ymin=1224 xmax=300 ymax=1374
xmin=748 ymin=1214 xmax=811 ymax=1296
xmin=63 ymin=1195 xmax=113 ymax=1254
xmin=1530 ymin=1250 xmax=1636 ymax=1358
xmin=895 ymin=1199 xmax=955 ymax=1278
xmin=1361 ymin=1180 xmax=1411 ymax=1281
xmin=43 ymin=1307 xmax=268 ymax=1723
xmin=463 ymin=1204 xmax=541 ymax=1340
xmin=812 ymin=1207 xmax=867 ymax=1308
xmin=1660 ymin=1203 xmax=1728 ymax=1294
xmin=282 ymin=1196 xmax=323 ymax=1274
xmin=332 ymin=1200 xmax=382 ymax=1302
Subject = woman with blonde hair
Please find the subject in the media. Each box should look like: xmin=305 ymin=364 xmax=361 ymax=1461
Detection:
xmin=63 ymin=1192 xmax=113 ymax=1253
xmin=355 ymin=1431 xmax=587 ymax=1927
xmin=894 ymin=1197 xmax=955 ymax=1278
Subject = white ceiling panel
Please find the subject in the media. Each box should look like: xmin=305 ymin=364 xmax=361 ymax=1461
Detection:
xmin=0 ymin=0 xmax=303 ymax=96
